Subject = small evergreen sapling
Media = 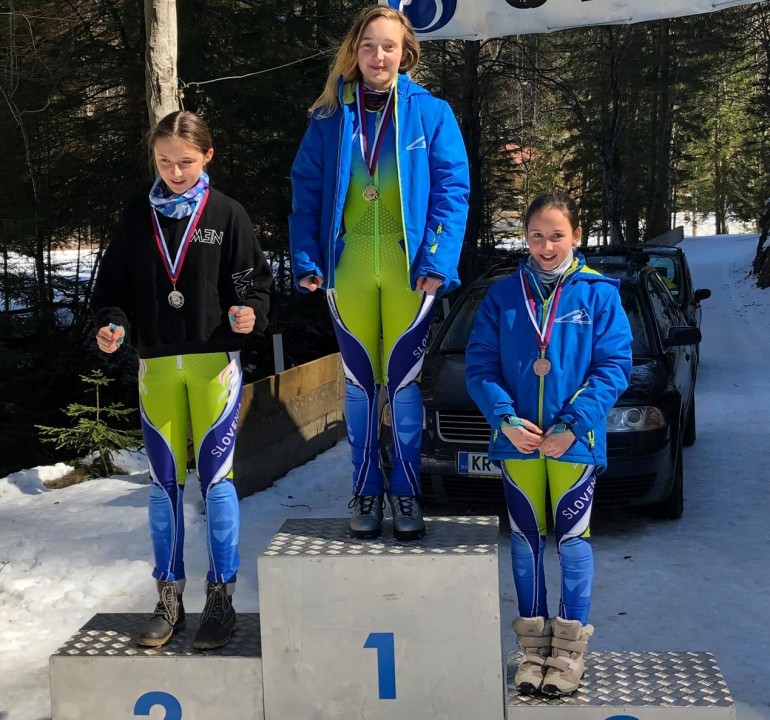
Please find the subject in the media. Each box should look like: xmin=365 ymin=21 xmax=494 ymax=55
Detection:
xmin=36 ymin=370 xmax=142 ymax=478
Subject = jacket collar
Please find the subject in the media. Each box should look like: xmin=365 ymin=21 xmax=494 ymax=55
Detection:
xmin=338 ymin=72 xmax=427 ymax=104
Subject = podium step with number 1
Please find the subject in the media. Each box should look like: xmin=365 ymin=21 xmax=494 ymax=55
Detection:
xmin=257 ymin=516 xmax=504 ymax=720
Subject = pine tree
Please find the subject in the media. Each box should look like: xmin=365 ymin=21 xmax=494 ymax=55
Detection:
xmin=36 ymin=370 xmax=142 ymax=478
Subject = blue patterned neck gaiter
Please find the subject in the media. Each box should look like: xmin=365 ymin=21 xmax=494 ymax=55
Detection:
xmin=149 ymin=171 xmax=210 ymax=219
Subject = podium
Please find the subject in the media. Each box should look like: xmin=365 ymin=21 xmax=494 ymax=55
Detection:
xmin=49 ymin=612 xmax=263 ymax=720
xmin=257 ymin=516 xmax=504 ymax=720
xmin=49 ymin=517 xmax=738 ymax=720
xmin=507 ymin=650 xmax=736 ymax=719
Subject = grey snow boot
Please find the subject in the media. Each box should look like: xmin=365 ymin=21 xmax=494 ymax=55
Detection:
xmin=541 ymin=617 xmax=594 ymax=696
xmin=512 ymin=616 xmax=552 ymax=694
xmin=137 ymin=580 xmax=185 ymax=648
xmin=388 ymin=494 xmax=426 ymax=541
xmin=348 ymin=495 xmax=385 ymax=539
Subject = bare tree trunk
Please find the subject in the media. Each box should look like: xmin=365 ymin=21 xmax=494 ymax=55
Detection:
xmin=144 ymin=0 xmax=179 ymax=128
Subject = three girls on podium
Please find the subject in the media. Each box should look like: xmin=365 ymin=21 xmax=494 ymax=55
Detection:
xmin=92 ymin=2 xmax=630 ymax=698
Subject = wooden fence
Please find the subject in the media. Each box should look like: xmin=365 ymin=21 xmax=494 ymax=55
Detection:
xmin=233 ymin=353 xmax=347 ymax=498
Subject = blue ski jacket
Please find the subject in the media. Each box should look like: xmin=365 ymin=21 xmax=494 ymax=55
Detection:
xmin=465 ymin=254 xmax=632 ymax=469
xmin=289 ymin=73 xmax=470 ymax=295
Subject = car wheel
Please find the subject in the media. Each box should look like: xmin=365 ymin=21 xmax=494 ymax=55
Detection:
xmin=650 ymin=433 xmax=684 ymax=520
xmin=682 ymin=393 xmax=696 ymax=447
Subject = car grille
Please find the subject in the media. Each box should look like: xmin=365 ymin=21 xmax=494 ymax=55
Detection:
xmin=436 ymin=412 xmax=491 ymax=444
xmin=595 ymin=473 xmax=657 ymax=505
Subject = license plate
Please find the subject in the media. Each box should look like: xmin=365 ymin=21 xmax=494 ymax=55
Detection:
xmin=457 ymin=452 xmax=501 ymax=476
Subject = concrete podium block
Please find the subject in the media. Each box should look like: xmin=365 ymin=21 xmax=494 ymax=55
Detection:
xmin=507 ymin=650 xmax=735 ymax=719
xmin=258 ymin=516 xmax=503 ymax=720
xmin=50 ymin=613 xmax=263 ymax=720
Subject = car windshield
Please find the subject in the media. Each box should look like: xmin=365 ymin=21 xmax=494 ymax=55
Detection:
xmin=646 ymin=256 xmax=679 ymax=297
xmin=620 ymin=285 xmax=653 ymax=357
xmin=438 ymin=279 xmax=653 ymax=358
xmin=438 ymin=285 xmax=491 ymax=352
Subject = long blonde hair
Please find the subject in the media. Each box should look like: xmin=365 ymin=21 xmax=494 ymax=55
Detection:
xmin=310 ymin=6 xmax=420 ymax=117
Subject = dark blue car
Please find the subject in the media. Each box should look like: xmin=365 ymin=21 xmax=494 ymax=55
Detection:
xmin=380 ymin=258 xmax=701 ymax=519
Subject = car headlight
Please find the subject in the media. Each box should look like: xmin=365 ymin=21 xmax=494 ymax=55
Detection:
xmin=607 ymin=406 xmax=666 ymax=432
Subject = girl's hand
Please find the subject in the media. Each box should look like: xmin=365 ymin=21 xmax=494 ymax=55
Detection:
xmin=540 ymin=425 xmax=576 ymax=459
xmin=416 ymin=276 xmax=443 ymax=295
xmin=229 ymin=305 xmax=255 ymax=334
xmin=96 ymin=324 xmax=124 ymax=354
xmin=299 ymin=275 xmax=324 ymax=292
xmin=502 ymin=418 xmax=543 ymax=454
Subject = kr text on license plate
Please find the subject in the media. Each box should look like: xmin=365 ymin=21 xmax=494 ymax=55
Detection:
xmin=457 ymin=452 xmax=501 ymax=476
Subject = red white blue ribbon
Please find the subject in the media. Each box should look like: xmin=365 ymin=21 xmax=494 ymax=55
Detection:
xmin=150 ymin=188 xmax=210 ymax=286
xmin=355 ymin=82 xmax=395 ymax=178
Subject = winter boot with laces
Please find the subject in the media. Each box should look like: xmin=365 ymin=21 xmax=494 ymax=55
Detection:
xmin=388 ymin=494 xmax=426 ymax=541
xmin=137 ymin=580 xmax=185 ymax=648
xmin=512 ymin=616 xmax=552 ymax=694
xmin=348 ymin=495 xmax=385 ymax=539
xmin=193 ymin=582 xmax=237 ymax=650
xmin=541 ymin=617 xmax=594 ymax=696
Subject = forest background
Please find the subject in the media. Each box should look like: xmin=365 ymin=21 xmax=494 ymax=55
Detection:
xmin=2 ymin=0 xmax=770 ymax=476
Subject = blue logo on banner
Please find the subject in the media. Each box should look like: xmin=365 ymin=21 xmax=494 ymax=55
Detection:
xmin=386 ymin=0 xmax=457 ymax=33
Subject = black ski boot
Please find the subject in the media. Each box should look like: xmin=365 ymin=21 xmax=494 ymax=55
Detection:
xmin=193 ymin=582 xmax=237 ymax=650
xmin=137 ymin=580 xmax=185 ymax=647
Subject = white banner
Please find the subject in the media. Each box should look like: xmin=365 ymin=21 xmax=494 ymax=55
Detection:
xmin=383 ymin=0 xmax=764 ymax=39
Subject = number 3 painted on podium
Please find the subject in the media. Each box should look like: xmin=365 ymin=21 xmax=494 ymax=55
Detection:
xmin=364 ymin=632 xmax=397 ymax=699
xmin=134 ymin=691 xmax=182 ymax=719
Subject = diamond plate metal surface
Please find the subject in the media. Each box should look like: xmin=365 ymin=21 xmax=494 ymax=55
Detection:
xmin=262 ymin=516 xmax=498 ymax=556
xmin=52 ymin=613 xmax=261 ymax=659
xmin=507 ymin=651 xmax=734 ymax=707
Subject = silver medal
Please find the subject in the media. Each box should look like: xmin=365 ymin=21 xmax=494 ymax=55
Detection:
xmin=168 ymin=289 xmax=185 ymax=309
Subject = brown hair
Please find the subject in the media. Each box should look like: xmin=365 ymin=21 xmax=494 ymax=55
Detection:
xmin=148 ymin=111 xmax=213 ymax=156
xmin=524 ymin=191 xmax=580 ymax=232
xmin=310 ymin=6 xmax=420 ymax=117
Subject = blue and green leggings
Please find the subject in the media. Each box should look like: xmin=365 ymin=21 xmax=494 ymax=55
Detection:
xmin=328 ymin=225 xmax=434 ymax=497
xmin=503 ymin=457 xmax=596 ymax=624
xmin=139 ymin=351 xmax=242 ymax=585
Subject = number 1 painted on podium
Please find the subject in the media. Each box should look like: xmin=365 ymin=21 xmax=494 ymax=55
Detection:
xmin=364 ymin=632 xmax=396 ymax=699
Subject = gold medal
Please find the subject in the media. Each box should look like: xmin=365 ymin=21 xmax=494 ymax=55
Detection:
xmin=533 ymin=358 xmax=551 ymax=376
xmin=168 ymin=289 xmax=185 ymax=309
xmin=363 ymin=183 xmax=380 ymax=202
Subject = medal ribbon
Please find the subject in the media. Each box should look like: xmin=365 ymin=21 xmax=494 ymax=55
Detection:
xmin=356 ymin=81 xmax=395 ymax=178
xmin=150 ymin=188 xmax=210 ymax=286
xmin=520 ymin=269 xmax=565 ymax=353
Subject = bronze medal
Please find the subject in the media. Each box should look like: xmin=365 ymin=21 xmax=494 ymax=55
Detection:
xmin=533 ymin=358 xmax=551 ymax=376
xmin=362 ymin=183 xmax=380 ymax=202
xmin=168 ymin=289 xmax=185 ymax=309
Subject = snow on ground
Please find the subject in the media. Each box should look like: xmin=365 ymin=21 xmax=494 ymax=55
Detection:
xmin=1 ymin=234 xmax=769 ymax=719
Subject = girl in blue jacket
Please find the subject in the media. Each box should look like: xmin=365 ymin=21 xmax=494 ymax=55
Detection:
xmin=466 ymin=192 xmax=632 ymax=696
xmin=290 ymin=6 xmax=470 ymax=541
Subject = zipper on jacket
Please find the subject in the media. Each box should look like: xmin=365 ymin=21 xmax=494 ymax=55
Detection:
xmin=374 ymin=120 xmax=381 ymax=277
xmin=537 ymin=292 xmax=551 ymax=445
xmin=328 ymin=95 xmax=345 ymax=289
xmin=393 ymin=87 xmax=411 ymax=282
xmin=568 ymin=380 xmax=590 ymax=404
